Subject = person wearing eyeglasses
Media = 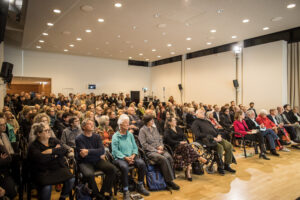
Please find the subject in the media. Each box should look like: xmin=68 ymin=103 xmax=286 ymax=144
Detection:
xmin=28 ymin=122 xmax=74 ymax=200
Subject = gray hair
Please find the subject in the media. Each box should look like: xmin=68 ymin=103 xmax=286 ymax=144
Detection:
xmin=246 ymin=110 xmax=254 ymax=116
xmin=99 ymin=115 xmax=109 ymax=126
xmin=117 ymin=114 xmax=129 ymax=128
xmin=206 ymin=111 xmax=214 ymax=118
xmin=259 ymin=109 xmax=268 ymax=115
xmin=32 ymin=122 xmax=47 ymax=136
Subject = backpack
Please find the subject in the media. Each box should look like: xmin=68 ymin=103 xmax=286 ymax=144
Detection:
xmin=146 ymin=165 xmax=167 ymax=191
xmin=75 ymin=183 xmax=92 ymax=200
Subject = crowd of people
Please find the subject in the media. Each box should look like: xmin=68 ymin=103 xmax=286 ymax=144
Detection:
xmin=1 ymin=91 xmax=300 ymax=200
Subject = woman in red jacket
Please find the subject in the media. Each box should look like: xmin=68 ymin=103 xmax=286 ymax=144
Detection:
xmin=233 ymin=111 xmax=270 ymax=159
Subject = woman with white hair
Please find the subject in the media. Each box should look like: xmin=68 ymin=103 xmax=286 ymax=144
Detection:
xmin=97 ymin=115 xmax=114 ymax=147
xmin=111 ymin=114 xmax=150 ymax=200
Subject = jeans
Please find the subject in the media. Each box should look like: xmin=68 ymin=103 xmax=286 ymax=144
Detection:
xmin=114 ymin=157 xmax=146 ymax=189
xmin=79 ymin=159 xmax=117 ymax=196
xmin=261 ymin=129 xmax=278 ymax=150
xmin=39 ymin=177 xmax=75 ymax=200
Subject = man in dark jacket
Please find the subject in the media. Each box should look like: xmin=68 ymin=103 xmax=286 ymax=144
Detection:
xmin=75 ymin=119 xmax=117 ymax=200
xmin=191 ymin=109 xmax=236 ymax=175
xmin=53 ymin=113 xmax=71 ymax=139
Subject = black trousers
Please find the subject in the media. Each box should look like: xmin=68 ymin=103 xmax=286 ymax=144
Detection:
xmin=0 ymin=174 xmax=17 ymax=199
xmin=244 ymin=132 xmax=266 ymax=153
xmin=79 ymin=159 xmax=117 ymax=196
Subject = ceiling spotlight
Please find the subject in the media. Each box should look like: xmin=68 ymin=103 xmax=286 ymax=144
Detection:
xmin=162 ymin=32 xmax=166 ymax=36
xmin=64 ymin=49 xmax=69 ymax=52
xmin=242 ymin=19 xmax=250 ymax=23
xmin=145 ymin=59 xmax=149 ymax=61
xmin=263 ymin=27 xmax=269 ymax=30
xmin=133 ymin=26 xmax=137 ymax=30
xmin=210 ymin=29 xmax=216 ymax=33
xmin=114 ymin=3 xmax=122 ymax=7
xmin=117 ymin=35 xmax=121 ymax=38
xmin=271 ymin=16 xmax=283 ymax=22
xmin=42 ymin=33 xmax=48 ymax=36
xmin=76 ymin=37 xmax=82 ymax=41
xmin=85 ymin=29 xmax=92 ymax=33
xmin=144 ymin=39 xmax=148 ymax=43
xmin=152 ymin=49 xmax=156 ymax=52
xmin=206 ymin=42 xmax=212 ymax=45
xmin=129 ymin=57 xmax=132 ymax=59
xmin=187 ymin=47 xmax=191 ymax=50
xmin=217 ymin=9 xmax=224 ymax=14
xmin=69 ymin=44 xmax=74 ymax=47
xmin=186 ymin=37 xmax=192 ymax=41
xmin=170 ymin=52 xmax=175 ymax=55
xmin=98 ymin=18 xmax=104 ymax=22
xmin=39 ymin=40 xmax=44 ymax=43
xmin=287 ymin=3 xmax=296 ymax=8
xmin=36 ymin=46 xmax=41 ymax=49
xmin=167 ymin=43 xmax=172 ymax=47
xmin=47 ymin=22 xmax=54 ymax=26
xmin=157 ymin=55 xmax=161 ymax=58
xmin=139 ymin=53 xmax=143 ymax=56
xmin=53 ymin=9 xmax=61 ymax=14
xmin=233 ymin=46 xmax=242 ymax=54
xmin=105 ymin=41 xmax=110 ymax=45
xmin=231 ymin=35 xmax=237 ymax=39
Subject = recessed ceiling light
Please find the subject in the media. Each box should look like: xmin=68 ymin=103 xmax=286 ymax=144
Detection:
xmin=167 ymin=43 xmax=172 ymax=47
xmin=210 ymin=29 xmax=216 ymax=33
xmin=186 ymin=37 xmax=192 ymax=41
xmin=242 ymin=19 xmax=250 ymax=23
xmin=47 ymin=22 xmax=54 ymax=26
xmin=36 ymin=46 xmax=41 ymax=49
xmin=187 ymin=47 xmax=191 ymax=50
xmin=76 ymin=38 xmax=82 ymax=41
xmin=145 ymin=59 xmax=149 ymax=61
xmin=139 ymin=53 xmax=143 ymax=56
xmin=42 ymin=32 xmax=48 ymax=36
xmin=162 ymin=32 xmax=166 ymax=36
xmin=64 ymin=49 xmax=68 ymax=52
xmin=170 ymin=52 xmax=175 ymax=55
xmin=38 ymin=40 xmax=44 ymax=43
xmin=85 ymin=29 xmax=92 ymax=33
xmin=53 ymin=9 xmax=61 ymax=14
xmin=154 ymin=13 xmax=160 ymax=18
xmin=117 ymin=35 xmax=121 ymax=38
xmin=217 ymin=9 xmax=224 ymax=14
xmin=263 ymin=27 xmax=269 ymax=30
xmin=271 ymin=16 xmax=283 ymax=22
xmin=158 ymin=24 xmax=167 ymax=28
xmin=69 ymin=44 xmax=74 ymax=47
xmin=231 ymin=35 xmax=237 ymax=39
xmin=287 ymin=3 xmax=296 ymax=8
xmin=157 ymin=55 xmax=161 ymax=58
xmin=129 ymin=57 xmax=132 ymax=59
xmin=114 ymin=3 xmax=122 ymax=7
xmin=80 ymin=5 xmax=94 ymax=12
xmin=144 ymin=40 xmax=148 ymax=43
xmin=152 ymin=49 xmax=156 ymax=52
xmin=133 ymin=26 xmax=137 ymax=30
xmin=206 ymin=42 xmax=212 ymax=45
xmin=185 ymin=23 xmax=190 ymax=27
xmin=98 ymin=18 xmax=104 ymax=22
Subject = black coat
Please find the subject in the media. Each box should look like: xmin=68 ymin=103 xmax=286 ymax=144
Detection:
xmin=191 ymin=118 xmax=219 ymax=145
xmin=164 ymin=127 xmax=187 ymax=150
xmin=245 ymin=118 xmax=260 ymax=130
xmin=28 ymin=138 xmax=73 ymax=185
xmin=219 ymin=113 xmax=232 ymax=130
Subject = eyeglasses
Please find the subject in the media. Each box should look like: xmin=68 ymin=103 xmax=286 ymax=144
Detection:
xmin=43 ymin=129 xmax=50 ymax=133
xmin=0 ymin=123 xmax=6 ymax=127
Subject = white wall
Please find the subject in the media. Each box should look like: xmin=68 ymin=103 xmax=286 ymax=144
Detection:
xmin=4 ymin=44 xmax=151 ymax=95
xmin=150 ymin=61 xmax=182 ymax=102
xmin=243 ymin=40 xmax=287 ymax=111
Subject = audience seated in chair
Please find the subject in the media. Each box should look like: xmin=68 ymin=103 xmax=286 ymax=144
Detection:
xmin=112 ymin=114 xmax=149 ymax=200
xmin=138 ymin=114 xmax=180 ymax=190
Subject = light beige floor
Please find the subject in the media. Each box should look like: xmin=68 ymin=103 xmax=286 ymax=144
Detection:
xmin=28 ymin=147 xmax=300 ymax=200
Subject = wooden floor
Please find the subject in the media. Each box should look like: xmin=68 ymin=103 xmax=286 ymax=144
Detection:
xmin=29 ymin=147 xmax=300 ymax=200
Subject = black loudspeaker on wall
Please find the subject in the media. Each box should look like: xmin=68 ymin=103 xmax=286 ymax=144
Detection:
xmin=178 ymin=84 xmax=183 ymax=90
xmin=1 ymin=62 xmax=14 ymax=84
xmin=233 ymin=80 xmax=239 ymax=88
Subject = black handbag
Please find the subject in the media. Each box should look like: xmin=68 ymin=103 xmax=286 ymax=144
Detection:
xmin=192 ymin=160 xmax=204 ymax=175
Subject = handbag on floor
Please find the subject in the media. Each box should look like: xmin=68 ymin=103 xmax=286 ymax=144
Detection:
xmin=146 ymin=165 xmax=167 ymax=191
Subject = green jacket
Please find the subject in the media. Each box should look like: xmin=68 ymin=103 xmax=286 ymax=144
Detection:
xmin=6 ymin=123 xmax=16 ymax=142
xmin=111 ymin=131 xmax=138 ymax=160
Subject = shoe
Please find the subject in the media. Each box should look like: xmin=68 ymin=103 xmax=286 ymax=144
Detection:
xmin=185 ymin=170 xmax=193 ymax=181
xmin=217 ymin=167 xmax=225 ymax=175
xmin=137 ymin=184 xmax=150 ymax=196
xmin=123 ymin=191 xmax=130 ymax=200
xmin=280 ymin=147 xmax=290 ymax=152
xmin=259 ymin=153 xmax=270 ymax=160
xmin=224 ymin=164 xmax=236 ymax=173
xmin=167 ymin=181 xmax=180 ymax=190
xmin=270 ymin=149 xmax=280 ymax=156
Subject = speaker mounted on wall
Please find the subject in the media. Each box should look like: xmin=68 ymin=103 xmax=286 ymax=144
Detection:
xmin=178 ymin=84 xmax=183 ymax=90
xmin=233 ymin=79 xmax=239 ymax=88
xmin=1 ymin=62 xmax=14 ymax=84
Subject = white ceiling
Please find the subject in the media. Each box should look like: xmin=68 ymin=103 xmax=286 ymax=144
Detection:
xmin=21 ymin=0 xmax=300 ymax=62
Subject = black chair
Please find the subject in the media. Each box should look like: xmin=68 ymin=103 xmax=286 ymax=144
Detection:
xmin=233 ymin=132 xmax=258 ymax=158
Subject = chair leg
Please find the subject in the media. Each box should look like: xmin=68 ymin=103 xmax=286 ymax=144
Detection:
xmin=243 ymin=138 xmax=247 ymax=158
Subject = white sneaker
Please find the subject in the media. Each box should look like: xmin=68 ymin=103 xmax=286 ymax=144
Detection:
xmin=280 ymin=147 xmax=290 ymax=152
